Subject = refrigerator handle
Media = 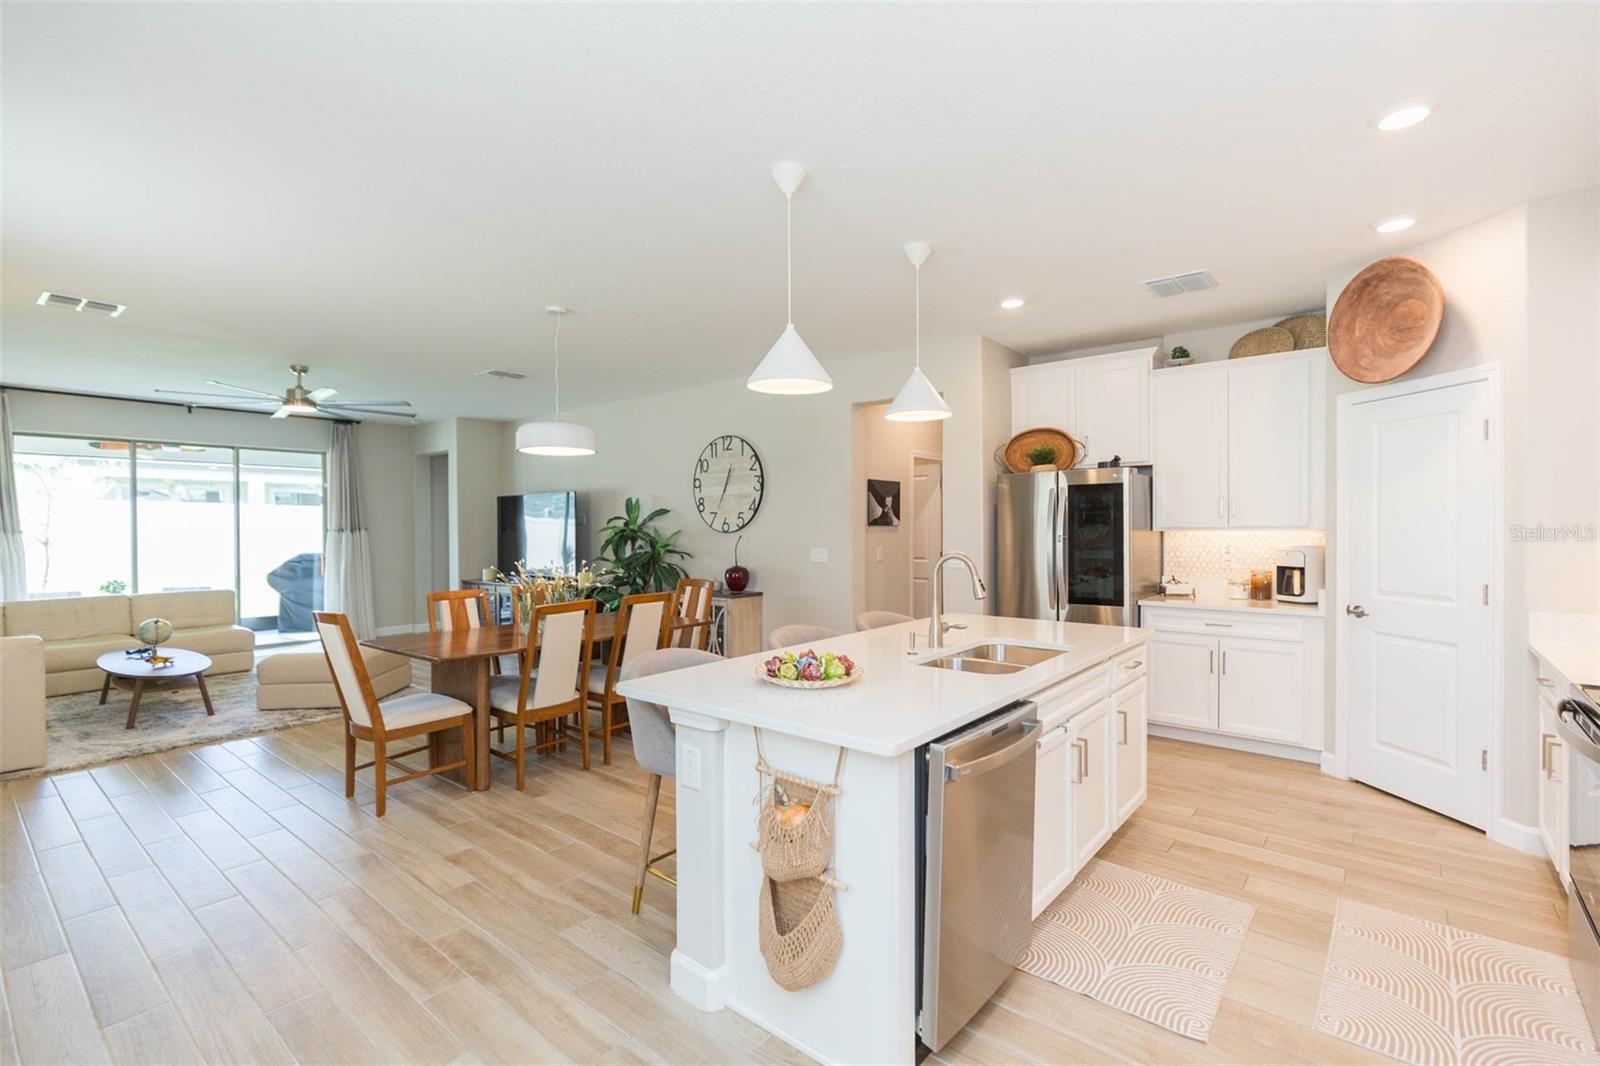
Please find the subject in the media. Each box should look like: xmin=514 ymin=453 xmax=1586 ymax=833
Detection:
xmin=1047 ymin=484 xmax=1059 ymax=612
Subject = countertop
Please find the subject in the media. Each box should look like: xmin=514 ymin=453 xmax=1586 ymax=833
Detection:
xmin=1530 ymin=638 xmax=1600 ymax=689
xmin=1139 ymin=595 xmax=1326 ymax=617
xmin=615 ymin=614 xmax=1145 ymax=757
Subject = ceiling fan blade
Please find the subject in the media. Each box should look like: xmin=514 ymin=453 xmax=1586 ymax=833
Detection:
xmin=319 ymin=400 xmax=413 ymax=408
xmin=204 ymin=380 xmax=283 ymax=400
xmin=306 ymin=387 xmax=338 ymax=402
xmin=269 ymin=406 xmax=294 ymax=419
xmin=325 ymin=406 xmax=418 ymax=419
xmin=153 ymin=390 xmax=278 ymax=403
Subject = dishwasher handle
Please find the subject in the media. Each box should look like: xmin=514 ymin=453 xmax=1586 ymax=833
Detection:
xmin=945 ymin=720 xmax=1040 ymax=781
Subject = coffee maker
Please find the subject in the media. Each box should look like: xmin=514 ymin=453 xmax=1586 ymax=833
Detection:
xmin=1274 ymin=546 xmax=1324 ymax=604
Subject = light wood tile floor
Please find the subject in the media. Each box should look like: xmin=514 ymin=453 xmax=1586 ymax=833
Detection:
xmin=0 ymin=726 xmax=1566 ymax=1065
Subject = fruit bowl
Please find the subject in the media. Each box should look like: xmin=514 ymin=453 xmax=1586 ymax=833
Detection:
xmin=757 ymin=649 xmax=863 ymax=690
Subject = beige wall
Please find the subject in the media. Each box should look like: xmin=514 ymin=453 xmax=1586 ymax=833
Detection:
xmin=408 ymin=416 xmax=510 ymax=617
xmin=853 ymin=403 xmax=942 ymax=618
xmin=1027 ymin=312 xmax=1317 ymax=367
xmin=510 ymin=336 xmax=1006 ymax=637
xmin=2 ymin=390 xmax=417 ymax=630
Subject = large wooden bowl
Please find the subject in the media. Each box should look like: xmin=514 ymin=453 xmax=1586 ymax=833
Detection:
xmin=1328 ymin=257 xmax=1444 ymax=383
xmin=1000 ymin=428 xmax=1080 ymax=473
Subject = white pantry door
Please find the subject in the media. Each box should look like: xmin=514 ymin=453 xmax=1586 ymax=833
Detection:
xmin=1346 ymin=378 xmax=1494 ymax=829
xmin=910 ymin=456 xmax=943 ymax=617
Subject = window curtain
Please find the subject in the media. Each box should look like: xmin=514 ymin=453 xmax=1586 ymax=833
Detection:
xmin=324 ymin=423 xmax=376 ymax=638
xmin=0 ymin=392 xmax=27 ymax=601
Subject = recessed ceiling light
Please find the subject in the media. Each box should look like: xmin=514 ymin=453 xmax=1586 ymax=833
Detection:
xmin=1373 ymin=216 xmax=1416 ymax=234
xmin=999 ymin=297 xmax=1025 ymax=310
xmin=1377 ymin=105 xmax=1431 ymax=132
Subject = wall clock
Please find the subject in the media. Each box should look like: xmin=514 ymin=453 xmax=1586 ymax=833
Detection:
xmin=694 ymin=435 xmax=763 ymax=533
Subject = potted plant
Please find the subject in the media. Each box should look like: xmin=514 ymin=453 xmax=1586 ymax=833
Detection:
xmin=1026 ymin=444 xmax=1059 ymax=472
xmin=1167 ymin=345 xmax=1192 ymax=365
xmin=593 ymin=497 xmax=692 ymax=611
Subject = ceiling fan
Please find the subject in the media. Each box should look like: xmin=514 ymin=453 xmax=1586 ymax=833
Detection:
xmin=155 ymin=364 xmax=416 ymax=420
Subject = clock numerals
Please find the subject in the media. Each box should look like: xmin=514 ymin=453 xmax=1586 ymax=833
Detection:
xmin=695 ymin=435 xmax=763 ymax=534
xmin=697 ymin=457 xmax=710 ymax=474
xmin=696 ymin=496 xmax=706 ymax=513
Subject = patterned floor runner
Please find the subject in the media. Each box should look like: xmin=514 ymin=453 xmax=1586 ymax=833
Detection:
xmin=1315 ymin=899 xmax=1598 ymax=1065
xmin=1016 ymin=859 xmax=1255 ymax=1041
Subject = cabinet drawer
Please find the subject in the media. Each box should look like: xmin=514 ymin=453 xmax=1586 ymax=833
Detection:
xmin=1033 ymin=665 xmax=1113 ymax=731
xmin=1113 ymin=646 xmax=1147 ymax=689
xmin=1143 ymin=608 xmax=1304 ymax=643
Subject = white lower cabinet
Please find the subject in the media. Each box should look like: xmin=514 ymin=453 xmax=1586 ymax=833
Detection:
xmin=1142 ymin=606 xmax=1325 ymax=754
xmin=1538 ymin=686 xmax=1569 ymax=881
xmin=1070 ymin=700 xmax=1114 ymax=870
xmin=1114 ymin=678 xmax=1148 ymax=824
xmin=1030 ymin=653 xmax=1148 ymax=918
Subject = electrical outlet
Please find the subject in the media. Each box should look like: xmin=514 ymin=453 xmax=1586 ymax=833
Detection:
xmin=875 ymin=546 xmax=885 ymax=563
xmin=681 ymin=744 xmax=702 ymax=790
xmin=810 ymin=547 xmax=829 ymax=563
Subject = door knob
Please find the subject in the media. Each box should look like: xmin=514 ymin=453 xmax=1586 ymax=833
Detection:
xmin=1345 ymin=604 xmax=1368 ymax=618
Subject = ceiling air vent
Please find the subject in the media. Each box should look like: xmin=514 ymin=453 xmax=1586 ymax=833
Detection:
xmin=1141 ymin=271 xmax=1217 ymax=298
xmin=36 ymin=291 xmax=126 ymax=317
xmin=476 ymin=368 xmax=527 ymax=381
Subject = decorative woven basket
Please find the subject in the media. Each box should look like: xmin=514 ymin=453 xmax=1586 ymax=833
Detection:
xmin=758 ymin=783 xmax=834 ymax=882
xmin=1000 ymin=428 xmax=1080 ymax=473
xmin=1273 ymin=312 xmax=1327 ymax=349
xmin=756 ymin=665 xmax=863 ymax=690
xmin=1229 ymin=326 xmax=1296 ymax=359
xmin=758 ymin=876 xmax=843 ymax=992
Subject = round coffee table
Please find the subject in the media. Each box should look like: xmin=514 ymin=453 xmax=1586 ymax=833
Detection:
xmin=96 ymin=649 xmax=215 ymax=729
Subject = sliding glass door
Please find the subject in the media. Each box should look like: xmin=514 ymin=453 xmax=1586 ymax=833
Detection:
xmin=10 ymin=434 xmax=324 ymax=634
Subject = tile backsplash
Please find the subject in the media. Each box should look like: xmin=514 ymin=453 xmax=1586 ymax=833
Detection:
xmin=1164 ymin=529 xmax=1326 ymax=580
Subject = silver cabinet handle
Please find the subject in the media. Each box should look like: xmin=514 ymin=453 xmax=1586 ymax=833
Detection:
xmin=1346 ymin=604 xmax=1368 ymax=618
xmin=1542 ymin=733 xmax=1553 ymax=772
xmin=1203 ymin=621 xmax=1233 ymax=628
xmin=1538 ymin=678 xmax=1556 ymax=689
xmin=1217 ymin=495 xmax=1225 ymax=518
xmin=1117 ymin=710 xmax=1128 ymax=746
xmin=1230 ymin=494 xmax=1238 ymax=518
xmin=1551 ymin=741 xmax=1563 ymax=784
xmin=1072 ymin=737 xmax=1088 ymax=783
xmin=1221 ymin=650 xmax=1227 ymax=675
xmin=1124 ymin=660 xmax=1143 ymax=669
xmin=1209 ymin=649 xmax=1214 ymax=674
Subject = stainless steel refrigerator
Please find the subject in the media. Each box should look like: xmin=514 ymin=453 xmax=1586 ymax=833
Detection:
xmin=995 ymin=467 xmax=1161 ymax=626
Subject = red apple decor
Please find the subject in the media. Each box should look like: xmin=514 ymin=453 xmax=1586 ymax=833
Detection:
xmin=724 ymin=535 xmax=750 ymax=592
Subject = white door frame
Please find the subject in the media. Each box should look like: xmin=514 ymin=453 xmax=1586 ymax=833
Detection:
xmin=1332 ymin=363 xmax=1507 ymax=842
xmin=907 ymin=450 xmax=942 ymax=616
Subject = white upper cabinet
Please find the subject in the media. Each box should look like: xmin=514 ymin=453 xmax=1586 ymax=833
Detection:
xmin=1151 ymin=366 xmax=1229 ymax=529
xmin=1228 ymin=354 xmax=1320 ymax=528
xmin=1010 ymin=347 xmax=1154 ymax=465
xmin=1150 ymin=348 xmax=1325 ymax=530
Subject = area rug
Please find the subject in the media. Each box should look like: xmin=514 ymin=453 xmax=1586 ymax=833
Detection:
xmin=1314 ymin=899 xmax=1598 ymax=1065
xmin=1017 ymin=859 xmax=1254 ymax=1041
xmin=0 ymin=659 xmax=406 ymax=780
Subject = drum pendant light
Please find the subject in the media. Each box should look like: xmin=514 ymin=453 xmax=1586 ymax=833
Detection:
xmin=885 ymin=241 xmax=951 ymax=422
xmin=516 ymin=306 xmax=597 ymax=456
xmin=747 ymin=162 xmax=832 ymax=395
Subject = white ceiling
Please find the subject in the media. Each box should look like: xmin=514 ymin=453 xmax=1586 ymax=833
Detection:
xmin=3 ymin=3 xmax=1595 ymax=421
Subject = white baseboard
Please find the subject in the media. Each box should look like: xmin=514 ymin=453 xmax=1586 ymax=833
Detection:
xmin=1148 ymin=724 xmax=1321 ymax=764
xmin=1490 ymin=817 xmax=1545 ymax=857
xmin=669 ymin=950 xmax=726 ymax=1012
xmin=1320 ymin=751 xmax=1348 ymax=780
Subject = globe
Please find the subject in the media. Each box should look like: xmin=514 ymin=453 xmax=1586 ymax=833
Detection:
xmin=136 ymin=617 xmax=173 ymax=647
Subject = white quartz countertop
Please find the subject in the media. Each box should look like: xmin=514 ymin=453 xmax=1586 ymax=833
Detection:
xmin=1139 ymin=595 xmax=1326 ymax=617
xmin=616 ymin=614 xmax=1145 ymax=757
xmin=1531 ymin=638 xmax=1600 ymax=689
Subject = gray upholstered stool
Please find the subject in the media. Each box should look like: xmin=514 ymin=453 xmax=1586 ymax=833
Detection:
xmin=767 ymin=623 xmax=841 ymax=650
xmin=855 ymin=610 xmax=912 ymax=631
xmin=621 ymin=647 xmax=721 ymax=914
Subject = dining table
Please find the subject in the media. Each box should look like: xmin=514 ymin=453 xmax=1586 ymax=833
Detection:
xmin=362 ymin=614 xmax=619 ymax=789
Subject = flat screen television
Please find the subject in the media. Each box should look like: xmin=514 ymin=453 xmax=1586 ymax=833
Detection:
xmin=497 ymin=491 xmax=580 ymax=576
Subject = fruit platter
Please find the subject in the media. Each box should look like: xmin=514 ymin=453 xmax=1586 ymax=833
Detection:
xmin=757 ymin=648 xmax=863 ymax=689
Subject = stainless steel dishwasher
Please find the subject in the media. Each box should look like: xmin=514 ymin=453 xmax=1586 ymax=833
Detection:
xmin=916 ymin=700 xmax=1039 ymax=1053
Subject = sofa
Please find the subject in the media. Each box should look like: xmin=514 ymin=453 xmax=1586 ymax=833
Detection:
xmin=1 ymin=590 xmax=254 ymax=696
xmin=256 ymin=645 xmax=413 ymax=710
xmin=1 ymin=636 xmax=46 ymax=772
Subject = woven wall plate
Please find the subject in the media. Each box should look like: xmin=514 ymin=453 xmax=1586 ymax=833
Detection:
xmin=1328 ymin=256 xmax=1444 ymax=383
xmin=1229 ymin=326 xmax=1296 ymax=359
xmin=1002 ymin=428 xmax=1080 ymax=473
xmin=1273 ymin=312 xmax=1328 ymax=349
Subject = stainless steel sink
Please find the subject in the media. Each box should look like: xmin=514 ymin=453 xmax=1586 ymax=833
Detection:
xmin=919 ymin=655 xmax=1025 ymax=675
xmin=918 ymin=642 xmax=1067 ymax=674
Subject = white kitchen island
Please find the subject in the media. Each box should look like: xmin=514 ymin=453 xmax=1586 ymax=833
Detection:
xmin=616 ymin=614 xmax=1147 ymax=1065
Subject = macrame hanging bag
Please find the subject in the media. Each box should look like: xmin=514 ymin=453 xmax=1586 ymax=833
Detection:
xmin=752 ymin=728 xmax=847 ymax=991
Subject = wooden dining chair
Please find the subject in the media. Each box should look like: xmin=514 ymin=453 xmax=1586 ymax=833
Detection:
xmin=588 ymin=591 xmax=673 ymax=765
xmin=427 ymin=588 xmax=505 ymax=675
xmin=620 ymin=647 xmax=720 ymax=913
xmin=670 ymin=577 xmax=716 ymax=650
xmin=487 ymin=599 xmax=595 ymax=786
xmin=314 ymin=611 xmax=475 ymax=816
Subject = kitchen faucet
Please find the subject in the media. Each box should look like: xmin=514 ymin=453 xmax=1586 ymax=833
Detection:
xmin=928 ymin=551 xmax=987 ymax=649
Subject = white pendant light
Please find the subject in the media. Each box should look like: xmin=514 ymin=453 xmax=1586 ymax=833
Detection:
xmin=516 ymin=305 xmax=597 ymax=456
xmin=747 ymin=162 xmax=832 ymax=395
xmin=885 ymin=241 xmax=951 ymax=422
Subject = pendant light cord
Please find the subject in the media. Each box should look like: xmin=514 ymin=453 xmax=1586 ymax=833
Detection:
xmin=914 ymin=261 xmax=921 ymax=368
xmin=786 ymin=193 xmax=794 ymax=326
xmin=553 ymin=310 xmax=562 ymax=421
